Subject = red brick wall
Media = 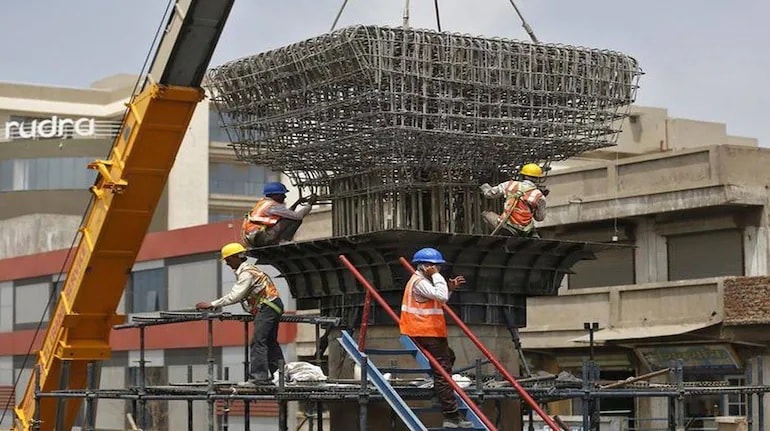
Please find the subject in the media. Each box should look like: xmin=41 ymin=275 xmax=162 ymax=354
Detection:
xmin=723 ymin=277 xmax=770 ymax=325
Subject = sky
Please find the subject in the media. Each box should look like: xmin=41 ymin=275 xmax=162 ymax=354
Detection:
xmin=1 ymin=0 xmax=768 ymax=146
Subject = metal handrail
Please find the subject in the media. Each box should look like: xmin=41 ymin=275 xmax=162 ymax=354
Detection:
xmin=339 ymin=254 xmax=498 ymax=431
xmin=398 ymin=256 xmax=564 ymax=431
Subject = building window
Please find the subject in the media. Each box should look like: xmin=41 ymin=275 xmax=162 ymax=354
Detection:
xmin=209 ymin=111 xmax=234 ymax=143
xmin=0 ymin=157 xmax=96 ymax=191
xmin=724 ymin=376 xmax=747 ymax=416
xmin=667 ymin=229 xmax=743 ymax=281
xmin=129 ymin=268 xmax=167 ymax=313
xmin=209 ymin=162 xmax=275 ymax=197
xmin=208 ymin=210 xmax=244 ymax=223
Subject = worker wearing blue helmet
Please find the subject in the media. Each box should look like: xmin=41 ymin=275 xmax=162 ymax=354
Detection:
xmin=400 ymin=247 xmax=473 ymax=428
xmin=242 ymin=182 xmax=317 ymax=247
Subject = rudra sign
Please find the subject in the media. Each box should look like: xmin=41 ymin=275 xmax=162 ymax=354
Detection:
xmin=4 ymin=116 xmax=96 ymax=140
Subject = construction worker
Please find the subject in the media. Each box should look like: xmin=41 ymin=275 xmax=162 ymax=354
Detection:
xmin=399 ymin=247 xmax=473 ymax=429
xmin=479 ymin=163 xmax=548 ymax=238
xmin=195 ymin=243 xmax=284 ymax=385
xmin=241 ymin=182 xmax=317 ymax=247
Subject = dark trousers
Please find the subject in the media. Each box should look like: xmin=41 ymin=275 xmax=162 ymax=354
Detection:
xmin=249 ymin=298 xmax=284 ymax=380
xmin=248 ymin=219 xmax=303 ymax=247
xmin=413 ymin=336 xmax=459 ymax=418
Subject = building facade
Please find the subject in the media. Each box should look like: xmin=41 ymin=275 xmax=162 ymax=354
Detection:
xmin=0 ymin=75 xmax=280 ymax=258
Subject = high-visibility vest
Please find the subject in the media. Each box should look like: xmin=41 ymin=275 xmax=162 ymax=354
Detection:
xmin=399 ymin=273 xmax=447 ymax=338
xmin=503 ymin=181 xmax=543 ymax=232
xmin=242 ymin=197 xmax=281 ymax=235
xmin=240 ymin=264 xmax=281 ymax=315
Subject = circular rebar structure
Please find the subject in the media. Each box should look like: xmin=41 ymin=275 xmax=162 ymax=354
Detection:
xmin=208 ymin=25 xmax=642 ymax=235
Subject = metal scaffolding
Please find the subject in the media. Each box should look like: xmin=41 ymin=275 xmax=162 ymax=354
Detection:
xmin=26 ymin=312 xmax=770 ymax=431
xmin=207 ymin=25 xmax=642 ymax=235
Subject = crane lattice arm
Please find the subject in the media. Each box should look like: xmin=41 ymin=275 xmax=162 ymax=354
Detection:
xmin=12 ymin=1 xmax=234 ymax=429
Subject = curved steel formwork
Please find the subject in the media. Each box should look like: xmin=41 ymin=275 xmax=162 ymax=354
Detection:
xmin=247 ymin=229 xmax=625 ymax=327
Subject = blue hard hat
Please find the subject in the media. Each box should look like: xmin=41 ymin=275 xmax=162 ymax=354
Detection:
xmin=263 ymin=182 xmax=289 ymax=195
xmin=411 ymin=248 xmax=446 ymax=264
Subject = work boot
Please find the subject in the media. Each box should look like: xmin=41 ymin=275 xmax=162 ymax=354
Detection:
xmin=442 ymin=414 xmax=473 ymax=428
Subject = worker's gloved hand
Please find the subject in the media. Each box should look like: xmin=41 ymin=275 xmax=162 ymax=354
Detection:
xmin=541 ymin=188 xmax=550 ymax=197
xmin=306 ymin=193 xmax=318 ymax=205
xmin=479 ymin=183 xmax=492 ymax=194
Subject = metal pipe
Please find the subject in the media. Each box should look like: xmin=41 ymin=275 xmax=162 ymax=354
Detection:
xmin=358 ymin=290 xmax=372 ymax=350
xmin=278 ymin=360 xmax=288 ymax=431
xmin=54 ymin=361 xmax=71 ymax=431
xmin=398 ymin=256 xmax=563 ymax=431
xmin=759 ymin=355 xmax=764 ymax=431
xmin=83 ymin=362 xmax=97 ymax=431
xmin=359 ymin=355 xmax=369 ymax=431
xmin=222 ymin=367 xmax=230 ymax=431
xmin=600 ymin=368 xmax=671 ymax=389
xmin=187 ymin=365 xmax=194 ymax=431
xmin=244 ymin=320 xmax=251 ymax=431
xmin=138 ymin=326 xmax=147 ymax=429
xmin=207 ymin=318 xmax=215 ymax=431
xmin=339 ymin=254 xmax=498 ymax=431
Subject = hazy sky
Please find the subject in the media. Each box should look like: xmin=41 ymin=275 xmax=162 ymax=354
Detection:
xmin=1 ymin=0 xmax=768 ymax=145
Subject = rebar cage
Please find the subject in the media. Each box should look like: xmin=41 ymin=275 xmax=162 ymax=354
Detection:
xmin=207 ymin=25 xmax=642 ymax=234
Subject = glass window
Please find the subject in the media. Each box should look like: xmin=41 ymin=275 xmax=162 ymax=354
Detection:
xmin=0 ymin=157 xmax=96 ymax=191
xmin=209 ymin=162 xmax=276 ymax=197
xmin=130 ymin=268 xmax=167 ymax=313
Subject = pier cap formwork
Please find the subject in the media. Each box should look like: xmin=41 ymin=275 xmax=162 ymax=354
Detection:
xmin=248 ymin=229 xmax=626 ymax=327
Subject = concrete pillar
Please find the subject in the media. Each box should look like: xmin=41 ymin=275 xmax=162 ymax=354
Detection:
xmin=743 ymin=226 xmax=768 ymax=276
xmin=634 ymin=217 xmax=668 ymax=283
xmin=328 ymin=325 xmax=522 ymax=430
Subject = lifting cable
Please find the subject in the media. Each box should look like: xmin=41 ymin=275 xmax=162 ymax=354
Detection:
xmin=0 ymin=0 xmax=177 ymax=425
xmin=433 ymin=0 xmax=442 ymax=32
xmin=329 ymin=0 xmax=350 ymax=32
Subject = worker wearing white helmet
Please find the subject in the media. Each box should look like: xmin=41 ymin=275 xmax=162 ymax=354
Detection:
xmin=196 ymin=243 xmax=284 ymax=385
xmin=479 ymin=163 xmax=548 ymax=238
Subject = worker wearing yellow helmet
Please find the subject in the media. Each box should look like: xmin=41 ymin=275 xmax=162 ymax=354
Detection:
xmin=195 ymin=242 xmax=284 ymax=385
xmin=479 ymin=163 xmax=548 ymax=238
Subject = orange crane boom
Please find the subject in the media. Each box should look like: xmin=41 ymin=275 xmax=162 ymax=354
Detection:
xmin=12 ymin=1 xmax=235 ymax=429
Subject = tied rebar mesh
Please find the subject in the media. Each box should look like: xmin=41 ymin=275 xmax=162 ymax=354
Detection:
xmin=208 ymin=25 xmax=642 ymax=235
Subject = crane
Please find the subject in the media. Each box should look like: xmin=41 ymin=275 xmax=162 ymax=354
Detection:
xmin=11 ymin=1 xmax=235 ymax=429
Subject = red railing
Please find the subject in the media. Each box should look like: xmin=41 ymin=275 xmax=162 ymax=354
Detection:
xmin=339 ymin=255 xmax=498 ymax=431
xmin=398 ymin=257 xmax=563 ymax=431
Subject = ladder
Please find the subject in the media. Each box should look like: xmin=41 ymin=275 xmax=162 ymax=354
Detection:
xmin=338 ymin=330 xmax=489 ymax=431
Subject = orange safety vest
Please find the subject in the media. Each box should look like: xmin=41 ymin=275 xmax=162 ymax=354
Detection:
xmin=399 ymin=273 xmax=447 ymax=338
xmin=242 ymin=197 xmax=281 ymax=235
xmin=503 ymin=181 xmax=543 ymax=232
xmin=240 ymin=264 xmax=281 ymax=315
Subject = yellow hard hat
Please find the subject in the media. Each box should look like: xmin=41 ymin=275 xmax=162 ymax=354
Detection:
xmin=520 ymin=163 xmax=543 ymax=178
xmin=220 ymin=242 xmax=247 ymax=260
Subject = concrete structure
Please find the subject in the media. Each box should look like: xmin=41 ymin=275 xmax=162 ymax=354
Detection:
xmin=0 ymin=75 xmax=282 ymax=259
